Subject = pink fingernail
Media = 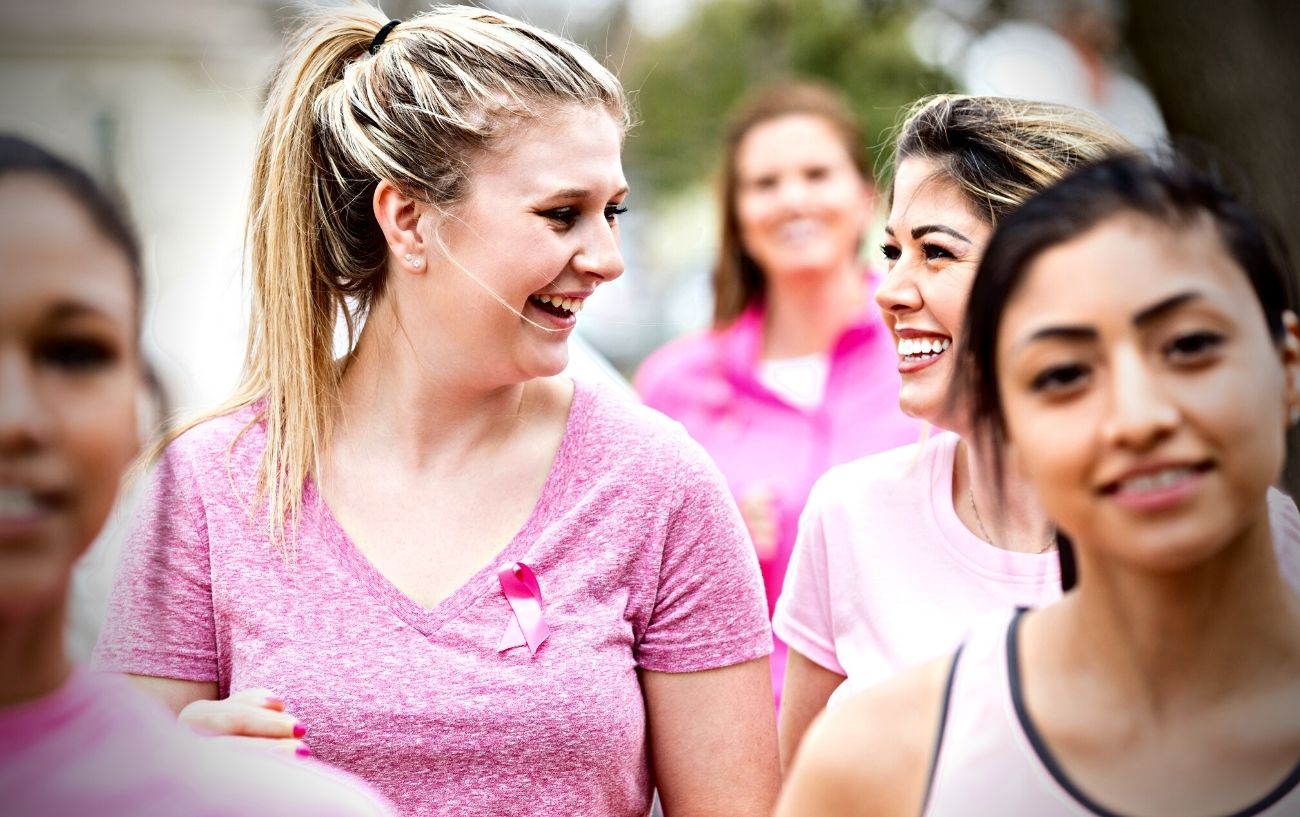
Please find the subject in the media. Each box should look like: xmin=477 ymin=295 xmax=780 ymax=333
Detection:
xmin=293 ymin=723 xmax=307 ymax=739
xmin=296 ymin=744 xmax=312 ymax=758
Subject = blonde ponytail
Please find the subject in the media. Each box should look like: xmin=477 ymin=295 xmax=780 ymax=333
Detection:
xmin=158 ymin=2 xmax=628 ymax=552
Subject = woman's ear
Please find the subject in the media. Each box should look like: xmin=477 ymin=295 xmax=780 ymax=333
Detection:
xmin=373 ymin=179 xmax=430 ymax=273
xmin=1283 ymin=311 xmax=1300 ymax=428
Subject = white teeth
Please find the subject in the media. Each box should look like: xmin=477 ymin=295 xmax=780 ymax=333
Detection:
xmin=0 ymin=488 xmax=39 ymax=517
xmin=778 ymin=219 xmax=819 ymax=243
xmin=897 ymin=337 xmax=951 ymax=358
xmin=530 ymin=294 xmax=583 ymax=314
xmin=1121 ymin=467 xmax=1194 ymax=493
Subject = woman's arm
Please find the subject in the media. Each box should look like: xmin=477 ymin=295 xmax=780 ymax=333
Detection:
xmin=641 ymin=658 xmax=780 ymax=817
xmin=778 ymin=649 xmax=847 ymax=771
xmin=128 ymin=675 xmax=307 ymax=754
xmin=776 ymin=657 xmax=950 ymax=817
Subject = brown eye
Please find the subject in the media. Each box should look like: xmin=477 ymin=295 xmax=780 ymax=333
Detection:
xmin=1164 ymin=331 xmax=1224 ymax=362
xmin=38 ymin=338 xmax=118 ymax=371
xmin=1030 ymin=363 xmax=1089 ymax=394
xmin=880 ymin=243 xmax=900 ymax=262
xmin=921 ymin=243 xmax=954 ymax=261
xmin=540 ymin=207 xmax=578 ymax=228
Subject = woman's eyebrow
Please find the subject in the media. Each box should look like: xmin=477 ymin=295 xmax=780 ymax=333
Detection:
xmin=1012 ymin=292 xmax=1208 ymax=353
xmin=1133 ymin=291 xmax=1202 ymax=327
xmin=911 ymin=224 xmax=971 ymax=243
xmin=544 ymin=185 xmax=630 ymax=201
xmin=881 ymin=224 xmax=972 ymax=243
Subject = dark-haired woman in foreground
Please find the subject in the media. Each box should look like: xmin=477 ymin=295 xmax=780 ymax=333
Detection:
xmin=778 ymin=154 xmax=1300 ymax=816
xmin=0 ymin=134 xmax=394 ymax=816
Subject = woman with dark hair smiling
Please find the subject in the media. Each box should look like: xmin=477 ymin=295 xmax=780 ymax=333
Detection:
xmin=778 ymin=153 xmax=1300 ymax=817
xmin=772 ymin=94 xmax=1300 ymax=769
xmin=0 ymin=134 xmax=394 ymax=816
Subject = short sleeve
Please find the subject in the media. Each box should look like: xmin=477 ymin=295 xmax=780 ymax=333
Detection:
xmin=772 ymin=479 xmax=846 ymax=675
xmin=92 ymin=446 xmax=219 ymax=682
xmin=633 ymin=443 xmax=772 ymax=673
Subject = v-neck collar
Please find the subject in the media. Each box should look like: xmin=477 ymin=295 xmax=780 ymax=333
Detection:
xmin=304 ymin=381 xmax=592 ymax=639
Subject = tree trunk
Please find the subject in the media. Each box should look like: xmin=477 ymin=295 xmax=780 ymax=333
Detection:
xmin=1126 ymin=0 xmax=1300 ymax=496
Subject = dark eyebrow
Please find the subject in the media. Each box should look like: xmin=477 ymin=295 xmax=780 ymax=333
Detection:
xmin=1021 ymin=326 xmax=1098 ymax=348
xmin=47 ymin=300 xmax=109 ymax=321
xmin=912 ymin=224 xmax=971 ymax=243
xmin=1134 ymin=291 xmax=1201 ymax=327
xmin=1014 ymin=291 xmax=1206 ymax=351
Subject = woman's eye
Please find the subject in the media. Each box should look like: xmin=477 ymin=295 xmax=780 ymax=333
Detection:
xmin=604 ymin=204 xmax=628 ymax=223
xmin=880 ymin=243 xmax=901 ymax=262
xmin=1030 ymin=363 xmax=1089 ymax=394
xmin=1165 ymin=331 xmax=1224 ymax=362
xmin=541 ymin=207 xmax=578 ymax=227
xmin=922 ymin=243 xmax=954 ymax=261
xmin=38 ymin=339 xmax=117 ymax=371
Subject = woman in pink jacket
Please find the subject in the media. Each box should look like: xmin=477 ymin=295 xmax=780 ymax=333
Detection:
xmin=636 ymin=81 xmax=920 ymax=704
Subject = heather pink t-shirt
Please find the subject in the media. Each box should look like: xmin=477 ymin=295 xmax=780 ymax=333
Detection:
xmin=0 ymin=668 xmax=394 ymax=817
xmin=94 ymin=381 xmax=771 ymax=817
xmin=774 ymin=431 xmax=1300 ymax=708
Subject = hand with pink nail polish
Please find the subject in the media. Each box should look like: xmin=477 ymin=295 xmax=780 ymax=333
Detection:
xmin=178 ymin=687 xmax=312 ymax=758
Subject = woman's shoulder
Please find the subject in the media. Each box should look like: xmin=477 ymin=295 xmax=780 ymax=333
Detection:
xmin=154 ymin=403 xmax=266 ymax=481
xmin=811 ymin=431 xmax=952 ymax=509
xmin=574 ymin=380 xmax=720 ymax=475
xmin=779 ymin=654 xmax=954 ymax=817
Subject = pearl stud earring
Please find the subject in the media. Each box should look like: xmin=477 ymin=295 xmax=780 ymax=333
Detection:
xmin=404 ymin=253 xmax=423 ymax=269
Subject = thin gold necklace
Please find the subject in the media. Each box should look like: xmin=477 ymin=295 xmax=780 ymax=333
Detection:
xmin=968 ymin=487 xmax=1056 ymax=554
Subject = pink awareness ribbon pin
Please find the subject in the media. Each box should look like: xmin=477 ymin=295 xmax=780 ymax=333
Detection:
xmin=496 ymin=561 xmax=550 ymax=655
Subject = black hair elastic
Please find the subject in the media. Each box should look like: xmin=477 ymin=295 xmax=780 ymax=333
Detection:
xmin=369 ymin=19 xmax=401 ymax=55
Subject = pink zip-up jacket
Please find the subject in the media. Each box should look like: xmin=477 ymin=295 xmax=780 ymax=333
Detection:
xmin=635 ymin=296 xmax=921 ymax=700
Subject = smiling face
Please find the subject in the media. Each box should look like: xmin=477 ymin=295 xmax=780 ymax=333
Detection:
xmin=0 ymin=175 xmax=142 ymax=617
xmin=876 ymin=157 xmax=993 ymax=427
xmin=997 ymin=213 xmax=1299 ymax=572
xmin=733 ymin=113 xmax=873 ymax=282
xmin=416 ymin=105 xmax=627 ymax=383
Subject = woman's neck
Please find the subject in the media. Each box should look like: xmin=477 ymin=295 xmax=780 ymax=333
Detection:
xmin=1051 ymin=512 xmax=1300 ymax=716
xmin=954 ymin=436 xmax=1056 ymax=554
xmin=0 ymin=602 xmax=70 ymax=708
xmin=331 ymin=303 xmax=537 ymax=476
xmin=761 ymin=261 xmax=866 ymax=359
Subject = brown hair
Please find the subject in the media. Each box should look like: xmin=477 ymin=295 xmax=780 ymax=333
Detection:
xmin=157 ymin=3 xmax=627 ymax=550
xmin=890 ymin=94 xmax=1131 ymax=225
xmin=712 ymin=80 xmax=869 ymax=328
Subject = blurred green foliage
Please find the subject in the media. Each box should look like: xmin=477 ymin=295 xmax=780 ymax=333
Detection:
xmin=623 ymin=0 xmax=955 ymax=199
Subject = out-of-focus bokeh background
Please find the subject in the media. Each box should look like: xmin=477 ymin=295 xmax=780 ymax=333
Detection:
xmin=3 ymin=0 xmax=1296 ymax=653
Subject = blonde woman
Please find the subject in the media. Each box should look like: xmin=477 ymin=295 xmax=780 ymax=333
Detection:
xmin=93 ymin=6 xmax=778 ymax=816
xmin=772 ymin=95 xmax=1300 ymax=767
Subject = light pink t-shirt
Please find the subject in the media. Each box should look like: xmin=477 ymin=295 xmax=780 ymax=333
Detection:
xmin=774 ymin=431 xmax=1300 ymax=707
xmin=0 ymin=668 xmax=394 ymax=817
xmin=94 ymin=381 xmax=772 ymax=817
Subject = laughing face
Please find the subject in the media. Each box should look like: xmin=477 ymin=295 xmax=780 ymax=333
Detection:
xmin=0 ymin=175 xmax=142 ymax=616
xmin=876 ymin=157 xmax=993 ymax=428
xmin=734 ymin=113 xmax=873 ymax=282
xmin=418 ymin=105 xmax=627 ymax=383
xmin=997 ymin=213 xmax=1300 ymax=572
